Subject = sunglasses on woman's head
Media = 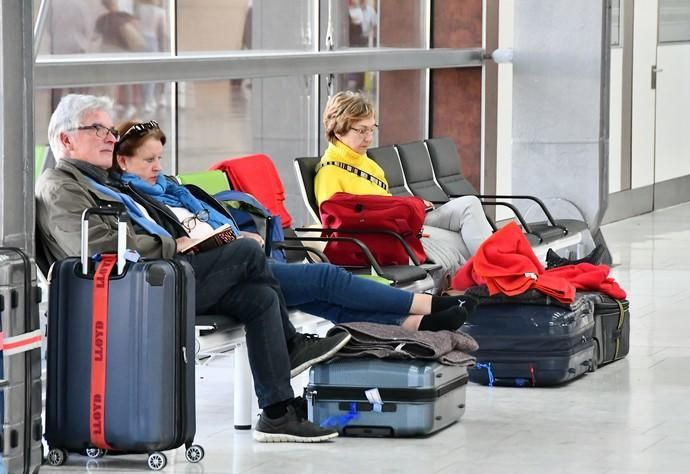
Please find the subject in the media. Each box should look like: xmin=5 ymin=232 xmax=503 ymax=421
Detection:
xmin=119 ymin=120 xmax=160 ymax=142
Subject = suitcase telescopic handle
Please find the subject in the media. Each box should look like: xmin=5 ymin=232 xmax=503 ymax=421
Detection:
xmin=81 ymin=207 xmax=130 ymax=276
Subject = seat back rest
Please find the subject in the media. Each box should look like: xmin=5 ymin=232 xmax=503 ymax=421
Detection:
xmin=367 ymin=145 xmax=412 ymax=197
xmin=425 ymin=137 xmax=478 ymax=196
xmin=177 ymin=170 xmax=231 ymax=196
xmin=293 ymin=157 xmax=322 ymax=223
xmin=396 ymin=142 xmax=449 ymax=203
xmin=40 ymin=147 xmax=57 ymax=175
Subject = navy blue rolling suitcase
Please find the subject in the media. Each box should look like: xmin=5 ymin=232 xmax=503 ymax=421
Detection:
xmin=462 ymin=295 xmax=596 ymax=386
xmin=44 ymin=208 xmax=204 ymax=471
xmin=0 ymin=248 xmax=43 ymax=474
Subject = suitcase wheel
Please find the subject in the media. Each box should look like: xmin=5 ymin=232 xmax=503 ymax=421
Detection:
xmin=185 ymin=444 xmax=205 ymax=463
xmin=85 ymin=447 xmax=107 ymax=459
xmin=47 ymin=448 xmax=68 ymax=466
xmin=147 ymin=452 xmax=167 ymax=471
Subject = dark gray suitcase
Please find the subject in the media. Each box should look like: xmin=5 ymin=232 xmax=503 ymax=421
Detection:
xmin=463 ymin=296 xmax=596 ymax=386
xmin=583 ymin=292 xmax=630 ymax=368
xmin=306 ymin=359 xmax=468 ymax=437
xmin=44 ymin=208 xmax=204 ymax=471
xmin=0 ymin=248 xmax=43 ymax=474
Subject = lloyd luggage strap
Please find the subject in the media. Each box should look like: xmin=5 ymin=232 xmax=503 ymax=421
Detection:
xmin=0 ymin=329 xmax=42 ymax=356
xmin=90 ymin=254 xmax=117 ymax=450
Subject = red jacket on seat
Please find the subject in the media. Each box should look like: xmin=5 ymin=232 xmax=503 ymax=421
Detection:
xmin=210 ymin=154 xmax=292 ymax=229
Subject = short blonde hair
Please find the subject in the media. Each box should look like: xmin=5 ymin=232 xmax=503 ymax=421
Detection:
xmin=322 ymin=91 xmax=375 ymax=143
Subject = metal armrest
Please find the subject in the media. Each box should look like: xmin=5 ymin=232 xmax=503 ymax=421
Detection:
xmin=295 ymin=226 xmax=422 ymax=266
xmin=292 ymin=235 xmax=387 ymax=276
xmin=450 ymin=193 xmax=568 ymax=234
xmin=274 ymin=240 xmax=331 ymax=263
xmin=477 ymin=201 xmax=536 ymax=238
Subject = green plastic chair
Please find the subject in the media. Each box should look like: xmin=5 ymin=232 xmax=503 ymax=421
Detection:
xmin=35 ymin=145 xmax=48 ymax=179
xmin=176 ymin=170 xmax=231 ymax=196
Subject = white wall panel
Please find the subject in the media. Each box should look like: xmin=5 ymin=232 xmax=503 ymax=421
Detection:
xmin=630 ymin=0 xmax=658 ymax=189
xmin=609 ymin=47 xmax=623 ymax=193
xmin=654 ymin=43 xmax=690 ymax=183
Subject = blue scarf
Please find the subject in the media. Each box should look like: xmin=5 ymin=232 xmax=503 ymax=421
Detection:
xmin=85 ymin=177 xmax=172 ymax=238
xmin=119 ymin=173 xmax=240 ymax=235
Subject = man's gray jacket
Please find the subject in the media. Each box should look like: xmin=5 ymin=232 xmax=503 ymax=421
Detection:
xmin=35 ymin=159 xmax=177 ymax=267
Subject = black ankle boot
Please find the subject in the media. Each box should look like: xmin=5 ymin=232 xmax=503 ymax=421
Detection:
xmin=546 ymin=245 xmax=604 ymax=269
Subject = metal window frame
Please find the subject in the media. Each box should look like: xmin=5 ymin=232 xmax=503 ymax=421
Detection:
xmin=34 ymin=48 xmax=482 ymax=89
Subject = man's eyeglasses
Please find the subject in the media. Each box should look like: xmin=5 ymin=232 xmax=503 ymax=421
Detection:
xmin=120 ymin=120 xmax=160 ymax=141
xmin=350 ymin=124 xmax=379 ymax=136
xmin=73 ymin=124 xmax=120 ymax=140
xmin=181 ymin=209 xmax=210 ymax=231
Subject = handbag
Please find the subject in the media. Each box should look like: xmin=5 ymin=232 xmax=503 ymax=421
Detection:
xmin=319 ymin=192 xmax=427 ymax=266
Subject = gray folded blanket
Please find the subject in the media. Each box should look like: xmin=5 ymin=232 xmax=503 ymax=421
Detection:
xmin=327 ymin=322 xmax=478 ymax=367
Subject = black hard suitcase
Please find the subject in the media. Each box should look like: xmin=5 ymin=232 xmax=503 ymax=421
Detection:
xmin=584 ymin=292 xmax=630 ymax=368
xmin=0 ymin=248 xmax=43 ymax=474
xmin=44 ymin=208 xmax=204 ymax=471
xmin=462 ymin=295 xmax=596 ymax=386
xmin=307 ymin=359 xmax=468 ymax=437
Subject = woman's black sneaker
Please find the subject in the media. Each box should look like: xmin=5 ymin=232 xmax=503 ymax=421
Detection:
xmin=253 ymin=404 xmax=338 ymax=443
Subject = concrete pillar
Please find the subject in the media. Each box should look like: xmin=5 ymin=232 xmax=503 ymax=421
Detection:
xmin=0 ymin=1 xmax=35 ymax=251
xmin=511 ymin=0 xmax=610 ymax=230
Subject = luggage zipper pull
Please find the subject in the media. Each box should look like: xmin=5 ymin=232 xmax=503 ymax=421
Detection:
xmin=319 ymin=402 xmax=359 ymax=429
xmin=529 ymin=364 xmax=536 ymax=387
xmin=475 ymin=362 xmax=494 ymax=387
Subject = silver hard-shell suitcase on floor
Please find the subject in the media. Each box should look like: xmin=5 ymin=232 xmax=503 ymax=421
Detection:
xmin=307 ymin=359 xmax=468 ymax=437
xmin=44 ymin=208 xmax=203 ymax=471
xmin=0 ymin=248 xmax=43 ymax=474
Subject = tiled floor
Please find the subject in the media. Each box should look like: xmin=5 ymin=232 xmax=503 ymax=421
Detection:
xmin=42 ymin=203 xmax=690 ymax=473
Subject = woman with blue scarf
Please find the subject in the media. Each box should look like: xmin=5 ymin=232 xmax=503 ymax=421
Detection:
xmin=110 ymin=120 xmax=478 ymax=331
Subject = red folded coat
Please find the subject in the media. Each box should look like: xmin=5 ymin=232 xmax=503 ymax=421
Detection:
xmin=545 ymin=263 xmax=626 ymax=299
xmin=451 ymin=222 xmax=628 ymax=302
xmin=452 ymin=223 xmax=576 ymax=303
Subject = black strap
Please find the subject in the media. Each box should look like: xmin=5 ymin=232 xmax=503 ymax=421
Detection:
xmin=317 ymin=160 xmax=388 ymax=192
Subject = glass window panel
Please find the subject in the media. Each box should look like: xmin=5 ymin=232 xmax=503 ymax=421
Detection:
xmin=611 ymin=0 xmax=621 ymax=46
xmin=332 ymin=0 xmax=426 ymax=49
xmin=177 ymin=0 xmax=316 ymax=52
xmin=34 ymin=83 xmax=175 ymax=180
xmin=177 ymin=76 xmax=318 ymax=225
xmin=659 ymin=0 xmax=690 ymax=43
xmin=325 ymin=69 xmax=426 ymax=148
xmin=35 ymin=0 xmax=172 ymax=58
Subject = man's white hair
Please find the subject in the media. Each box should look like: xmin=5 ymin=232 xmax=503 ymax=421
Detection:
xmin=48 ymin=94 xmax=114 ymax=160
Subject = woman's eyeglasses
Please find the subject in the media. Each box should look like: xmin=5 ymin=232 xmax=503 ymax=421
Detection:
xmin=73 ymin=124 xmax=120 ymax=140
xmin=350 ymin=124 xmax=379 ymax=137
xmin=120 ymin=120 xmax=160 ymax=141
xmin=181 ymin=209 xmax=210 ymax=231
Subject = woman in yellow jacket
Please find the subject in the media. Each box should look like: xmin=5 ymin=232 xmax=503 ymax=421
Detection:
xmin=314 ymin=91 xmax=494 ymax=274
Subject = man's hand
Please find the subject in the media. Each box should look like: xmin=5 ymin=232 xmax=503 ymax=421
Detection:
xmin=423 ymin=200 xmax=435 ymax=211
xmin=175 ymin=236 xmax=199 ymax=252
xmin=241 ymin=231 xmax=265 ymax=248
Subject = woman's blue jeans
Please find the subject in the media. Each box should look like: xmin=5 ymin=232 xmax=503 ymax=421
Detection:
xmin=269 ymin=261 xmax=414 ymax=325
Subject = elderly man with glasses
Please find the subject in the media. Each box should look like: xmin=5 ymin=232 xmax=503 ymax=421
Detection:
xmin=35 ymin=94 xmax=349 ymax=443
